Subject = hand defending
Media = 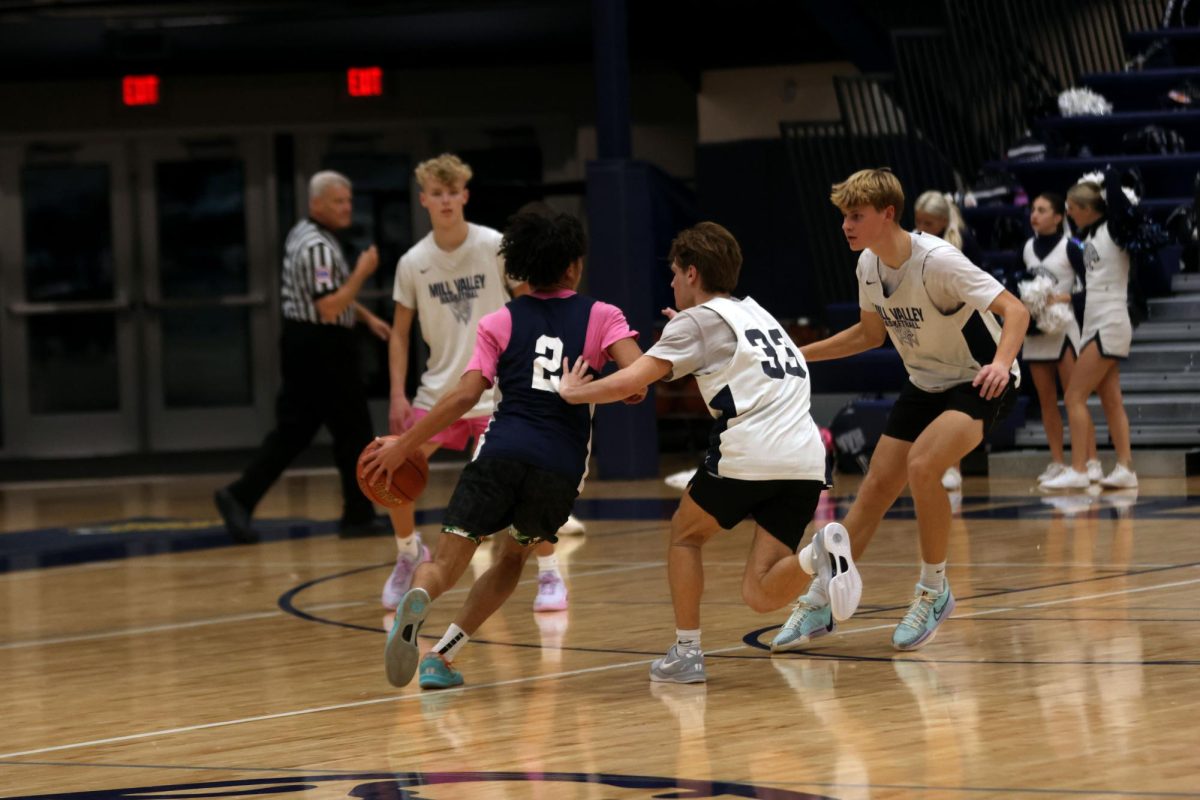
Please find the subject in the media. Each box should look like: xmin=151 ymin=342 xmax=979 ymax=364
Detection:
xmin=557 ymin=356 xmax=593 ymax=404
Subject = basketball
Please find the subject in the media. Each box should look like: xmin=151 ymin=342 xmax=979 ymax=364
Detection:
xmin=356 ymin=436 xmax=429 ymax=508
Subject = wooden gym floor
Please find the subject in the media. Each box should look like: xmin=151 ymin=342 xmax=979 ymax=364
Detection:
xmin=1 ymin=461 xmax=1198 ymax=799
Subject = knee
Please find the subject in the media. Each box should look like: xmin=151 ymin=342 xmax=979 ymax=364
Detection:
xmin=906 ymin=452 xmax=942 ymax=487
xmin=740 ymin=582 xmax=775 ymax=614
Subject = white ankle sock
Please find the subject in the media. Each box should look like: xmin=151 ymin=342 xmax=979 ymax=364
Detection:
xmin=396 ymin=534 xmax=421 ymax=558
xmin=919 ymin=561 xmax=947 ymax=593
xmin=536 ymin=554 xmax=559 ymax=575
xmin=675 ymin=628 xmax=701 ymax=652
xmin=434 ymin=624 xmax=469 ymax=661
xmin=805 ymin=576 xmax=829 ymax=606
xmin=797 ymin=542 xmax=817 ymax=575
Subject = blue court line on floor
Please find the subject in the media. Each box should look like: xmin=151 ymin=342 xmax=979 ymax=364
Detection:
xmin=2 ymin=494 xmax=1197 ymax=575
xmin=0 ymin=770 xmax=835 ymax=800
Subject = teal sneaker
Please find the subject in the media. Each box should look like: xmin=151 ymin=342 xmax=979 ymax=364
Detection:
xmin=384 ymin=588 xmax=431 ymax=687
xmin=418 ymin=652 xmax=464 ymax=690
xmin=770 ymin=596 xmax=834 ymax=652
xmin=892 ymin=582 xmax=956 ymax=651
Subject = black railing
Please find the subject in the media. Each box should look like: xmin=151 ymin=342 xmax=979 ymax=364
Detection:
xmin=782 ymin=75 xmax=959 ymax=310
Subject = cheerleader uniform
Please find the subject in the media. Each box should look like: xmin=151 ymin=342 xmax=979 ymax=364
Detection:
xmin=1021 ymin=232 xmax=1082 ymax=362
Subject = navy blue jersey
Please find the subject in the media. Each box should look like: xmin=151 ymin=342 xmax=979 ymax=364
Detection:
xmin=476 ymin=293 xmax=597 ymax=484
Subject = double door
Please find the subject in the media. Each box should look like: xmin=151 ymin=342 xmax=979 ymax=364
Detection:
xmin=0 ymin=136 xmax=276 ymax=457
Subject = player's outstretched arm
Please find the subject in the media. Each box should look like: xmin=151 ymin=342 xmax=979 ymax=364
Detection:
xmin=559 ymin=355 xmax=670 ymax=405
xmin=972 ymin=289 xmax=1029 ymax=400
xmin=363 ymin=371 xmax=488 ymax=483
xmin=800 ymin=309 xmax=887 ymax=363
xmin=605 ymin=337 xmax=648 ymax=404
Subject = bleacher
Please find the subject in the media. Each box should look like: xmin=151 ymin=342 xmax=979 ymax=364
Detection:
xmin=986 ymin=24 xmax=1200 ymax=449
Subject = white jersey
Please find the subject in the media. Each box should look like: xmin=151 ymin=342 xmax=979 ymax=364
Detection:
xmin=393 ymin=223 xmax=510 ymax=417
xmin=858 ymin=233 xmax=1017 ymax=393
xmin=1022 ymin=234 xmax=1082 ymax=362
xmin=688 ymin=296 xmax=826 ymax=481
xmin=1079 ymin=221 xmax=1132 ymax=358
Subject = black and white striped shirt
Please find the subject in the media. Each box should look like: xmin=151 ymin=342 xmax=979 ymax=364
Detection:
xmin=281 ymin=219 xmax=354 ymax=327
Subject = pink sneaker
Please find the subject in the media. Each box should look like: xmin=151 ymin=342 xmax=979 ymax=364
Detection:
xmin=381 ymin=535 xmax=431 ymax=610
xmin=533 ymin=571 xmax=568 ymax=612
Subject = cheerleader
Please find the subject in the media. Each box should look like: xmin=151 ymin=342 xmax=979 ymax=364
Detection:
xmin=1019 ymin=192 xmax=1100 ymax=488
xmin=1041 ymin=170 xmax=1138 ymax=490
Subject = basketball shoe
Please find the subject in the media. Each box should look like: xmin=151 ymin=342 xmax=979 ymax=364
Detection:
xmin=381 ymin=535 xmax=431 ymax=609
xmin=770 ymin=595 xmax=834 ymax=652
xmin=798 ymin=522 xmax=861 ymax=621
xmin=532 ymin=571 xmax=568 ymax=612
xmin=385 ymin=588 xmax=431 ymax=687
xmin=418 ymin=652 xmax=463 ymax=690
xmin=649 ymin=644 xmax=706 ymax=684
xmin=892 ymin=581 xmax=956 ymax=651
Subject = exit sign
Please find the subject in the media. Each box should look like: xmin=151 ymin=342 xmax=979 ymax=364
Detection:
xmin=346 ymin=67 xmax=383 ymax=97
xmin=122 ymin=75 xmax=160 ymax=106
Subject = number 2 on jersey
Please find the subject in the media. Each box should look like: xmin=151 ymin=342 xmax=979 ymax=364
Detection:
xmin=745 ymin=328 xmax=806 ymax=380
xmin=531 ymin=335 xmax=564 ymax=392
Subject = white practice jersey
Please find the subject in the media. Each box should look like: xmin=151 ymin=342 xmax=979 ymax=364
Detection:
xmin=859 ymin=232 xmax=1018 ymax=393
xmin=687 ymin=296 xmax=826 ymax=481
xmin=393 ymin=223 xmax=511 ymax=417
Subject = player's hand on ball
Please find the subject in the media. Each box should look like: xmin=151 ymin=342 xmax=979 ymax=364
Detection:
xmin=557 ymin=356 xmax=593 ymax=403
xmin=362 ymin=436 xmax=410 ymax=485
xmin=972 ymin=362 xmax=1010 ymax=400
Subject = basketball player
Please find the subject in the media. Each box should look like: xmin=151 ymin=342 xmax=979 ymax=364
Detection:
xmin=384 ymin=154 xmax=579 ymax=615
xmin=365 ymin=210 xmax=642 ymax=689
xmin=772 ymin=168 xmax=1028 ymax=653
xmin=557 ymin=221 xmax=860 ymax=684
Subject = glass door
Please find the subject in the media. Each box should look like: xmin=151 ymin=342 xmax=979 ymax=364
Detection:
xmin=0 ymin=141 xmax=139 ymax=457
xmin=136 ymin=135 xmax=276 ymax=451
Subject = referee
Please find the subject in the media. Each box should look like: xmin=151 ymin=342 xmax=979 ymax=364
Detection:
xmin=215 ymin=170 xmax=392 ymax=542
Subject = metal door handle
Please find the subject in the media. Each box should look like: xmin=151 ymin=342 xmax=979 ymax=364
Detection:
xmin=7 ymin=295 xmax=132 ymax=315
xmin=144 ymin=293 xmax=268 ymax=310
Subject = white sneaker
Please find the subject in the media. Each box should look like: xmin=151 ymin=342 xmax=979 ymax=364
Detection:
xmin=664 ymin=468 xmax=697 ymax=491
xmin=941 ymin=467 xmax=962 ymax=491
xmin=1037 ymin=462 xmax=1067 ymax=483
xmin=556 ymin=514 xmax=586 ymax=536
xmin=1086 ymin=459 xmax=1104 ymax=483
xmin=1040 ymin=467 xmax=1091 ymax=490
xmin=533 ymin=571 xmax=569 ymax=611
xmin=1100 ymin=463 xmax=1138 ymax=489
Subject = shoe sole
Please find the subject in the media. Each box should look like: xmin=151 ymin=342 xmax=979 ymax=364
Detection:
xmin=770 ymin=620 xmax=835 ymax=653
xmin=649 ymin=670 xmax=707 ymax=684
xmin=893 ymin=593 xmax=956 ymax=652
xmin=384 ymin=588 xmax=431 ymax=687
xmin=820 ymin=523 xmax=861 ymax=622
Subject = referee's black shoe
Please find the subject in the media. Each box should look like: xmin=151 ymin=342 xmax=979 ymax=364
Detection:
xmin=339 ymin=516 xmax=393 ymax=539
xmin=215 ymin=488 xmax=256 ymax=544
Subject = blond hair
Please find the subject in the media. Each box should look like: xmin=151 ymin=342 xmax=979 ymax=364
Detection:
xmin=414 ymin=153 xmax=473 ymax=190
xmin=830 ymin=168 xmax=905 ymax=218
xmin=914 ymin=190 xmax=967 ymax=250
xmin=1067 ymin=181 xmax=1105 ymax=213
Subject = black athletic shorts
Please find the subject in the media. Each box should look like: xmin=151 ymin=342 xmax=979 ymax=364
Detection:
xmin=687 ymin=468 xmax=824 ymax=551
xmin=883 ymin=379 xmax=1017 ymax=443
xmin=442 ymin=456 xmax=578 ymax=545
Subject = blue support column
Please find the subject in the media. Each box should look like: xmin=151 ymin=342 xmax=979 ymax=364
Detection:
xmin=586 ymin=0 xmax=659 ymax=479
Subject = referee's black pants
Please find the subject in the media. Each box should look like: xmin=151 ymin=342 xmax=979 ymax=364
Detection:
xmin=228 ymin=320 xmax=377 ymax=525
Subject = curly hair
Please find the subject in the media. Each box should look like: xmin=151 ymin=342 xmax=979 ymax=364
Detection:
xmin=499 ymin=211 xmax=587 ymax=289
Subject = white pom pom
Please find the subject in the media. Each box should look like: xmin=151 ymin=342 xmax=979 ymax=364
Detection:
xmin=1058 ymin=87 xmax=1113 ymax=117
xmin=1077 ymin=170 xmax=1105 ymax=186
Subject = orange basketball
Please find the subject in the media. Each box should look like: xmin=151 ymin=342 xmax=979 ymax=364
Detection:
xmin=356 ymin=436 xmax=429 ymax=509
